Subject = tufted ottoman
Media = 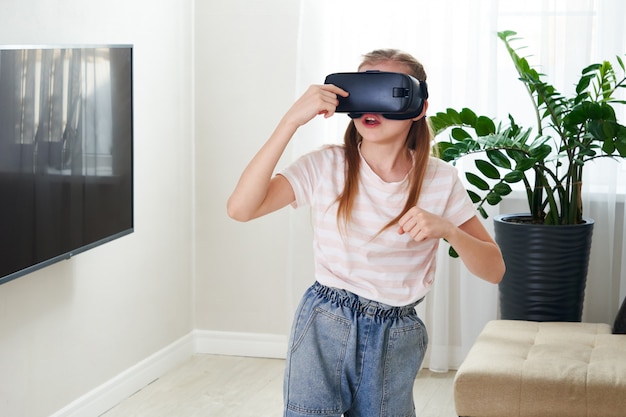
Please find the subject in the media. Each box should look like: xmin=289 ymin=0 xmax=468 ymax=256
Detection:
xmin=453 ymin=320 xmax=626 ymax=417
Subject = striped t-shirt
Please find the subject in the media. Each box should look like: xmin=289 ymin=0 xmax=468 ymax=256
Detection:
xmin=280 ymin=145 xmax=476 ymax=306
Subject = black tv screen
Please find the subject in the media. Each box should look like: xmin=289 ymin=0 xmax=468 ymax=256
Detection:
xmin=0 ymin=45 xmax=134 ymax=285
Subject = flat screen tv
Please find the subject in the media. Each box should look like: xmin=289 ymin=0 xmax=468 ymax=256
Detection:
xmin=0 ymin=45 xmax=134 ymax=285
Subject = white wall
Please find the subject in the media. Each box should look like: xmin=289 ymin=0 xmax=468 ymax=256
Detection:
xmin=0 ymin=1 xmax=194 ymax=416
xmin=194 ymin=0 xmax=301 ymax=335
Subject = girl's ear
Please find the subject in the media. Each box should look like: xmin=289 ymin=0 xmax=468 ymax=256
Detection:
xmin=412 ymin=100 xmax=429 ymax=121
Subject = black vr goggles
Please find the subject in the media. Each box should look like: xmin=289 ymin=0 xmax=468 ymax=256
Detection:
xmin=324 ymin=70 xmax=428 ymax=120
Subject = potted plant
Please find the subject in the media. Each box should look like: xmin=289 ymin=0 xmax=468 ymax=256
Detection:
xmin=430 ymin=30 xmax=626 ymax=321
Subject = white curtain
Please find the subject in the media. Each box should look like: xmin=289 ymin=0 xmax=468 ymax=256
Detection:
xmin=287 ymin=0 xmax=626 ymax=371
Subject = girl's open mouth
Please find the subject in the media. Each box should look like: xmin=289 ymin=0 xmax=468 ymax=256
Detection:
xmin=363 ymin=115 xmax=381 ymax=126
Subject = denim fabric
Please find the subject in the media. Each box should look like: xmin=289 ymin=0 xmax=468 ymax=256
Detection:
xmin=284 ymin=282 xmax=428 ymax=417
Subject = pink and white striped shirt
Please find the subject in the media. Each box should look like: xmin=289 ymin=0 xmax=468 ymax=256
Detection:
xmin=280 ymin=145 xmax=476 ymax=306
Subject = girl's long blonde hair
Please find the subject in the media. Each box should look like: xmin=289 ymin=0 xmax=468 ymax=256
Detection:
xmin=336 ymin=49 xmax=434 ymax=233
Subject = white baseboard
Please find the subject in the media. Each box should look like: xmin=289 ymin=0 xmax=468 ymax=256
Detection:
xmin=50 ymin=333 xmax=195 ymax=417
xmin=50 ymin=330 xmax=287 ymax=417
xmin=194 ymin=330 xmax=288 ymax=359
xmin=50 ymin=329 xmax=462 ymax=417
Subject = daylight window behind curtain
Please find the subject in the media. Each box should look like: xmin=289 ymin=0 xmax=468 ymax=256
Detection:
xmin=0 ymin=48 xmax=114 ymax=177
xmin=290 ymin=0 xmax=626 ymax=371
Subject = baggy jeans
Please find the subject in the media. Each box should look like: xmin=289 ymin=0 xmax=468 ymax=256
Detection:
xmin=284 ymin=282 xmax=428 ymax=417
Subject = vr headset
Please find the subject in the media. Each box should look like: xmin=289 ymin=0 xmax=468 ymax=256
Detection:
xmin=324 ymin=70 xmax=428 ymax=120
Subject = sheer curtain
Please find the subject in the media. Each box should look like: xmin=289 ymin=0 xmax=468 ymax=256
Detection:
xmin=287 ymin=0 xmax=626 ymax=370
xmin=0 ymin=48 xmax=117 ymax=176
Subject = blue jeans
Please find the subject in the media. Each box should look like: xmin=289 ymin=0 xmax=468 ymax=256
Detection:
xmin=284 ymin=282 xmax=428 ymax=417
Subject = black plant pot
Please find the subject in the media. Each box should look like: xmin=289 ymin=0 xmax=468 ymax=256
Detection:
xmin=494 ymin=214 xmax=594 ymax=322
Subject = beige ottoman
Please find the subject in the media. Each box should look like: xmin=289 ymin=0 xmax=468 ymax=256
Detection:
xmin=454 ymin=320 xmax=626 ymax=417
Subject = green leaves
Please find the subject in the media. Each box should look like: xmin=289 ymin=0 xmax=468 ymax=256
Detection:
xmin=451 ymin=127 xmax=472 ymax=141
xmin=431 ymin=103 xmax=550 ymax=223
xmin=467 ymin=160 xmax=512 ymax=208
xmin=487 ymin=149 xmax=511 ymax=169
xmin=432 ymin=31 xmax=626 ymax=228
xmin=475 ymin=160 xmax=500 ymax=179
xmin=466 ymin=172 xmax=490 ymax=190
xmin=475 ymin=116 xmax=497 ymax=136
xmin=429 ymin=108 xmax=463 ymax=135
xmin=503 ymin=170 xmax=525 ymax=183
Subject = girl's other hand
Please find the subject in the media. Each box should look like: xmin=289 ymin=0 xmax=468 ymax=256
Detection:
xmin=397 ymin=207 xmax=453 ymax=242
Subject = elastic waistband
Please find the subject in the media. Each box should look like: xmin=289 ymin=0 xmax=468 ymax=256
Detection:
xmin=311 ymin=281 xmax=422 ymax=319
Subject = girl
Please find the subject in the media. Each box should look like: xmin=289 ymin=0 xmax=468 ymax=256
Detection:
xmin=227 ymin=49 xmax=505 ymax=417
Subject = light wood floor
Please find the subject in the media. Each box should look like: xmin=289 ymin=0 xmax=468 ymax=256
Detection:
xmin=101 ymin=354 xmax=457 ymax=417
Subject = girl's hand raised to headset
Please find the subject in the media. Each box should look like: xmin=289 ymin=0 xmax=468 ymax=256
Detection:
xmin=282 ymin=84 xmax=349 ymax=128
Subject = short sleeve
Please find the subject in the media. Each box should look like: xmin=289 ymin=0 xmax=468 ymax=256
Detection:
xmin=279 ymin=145 xmax=344 ymax=209
xmin=445 ymin=170 xmax=478 ymax=226
xmin=421 ymin=158 xmax=477 ymax=227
